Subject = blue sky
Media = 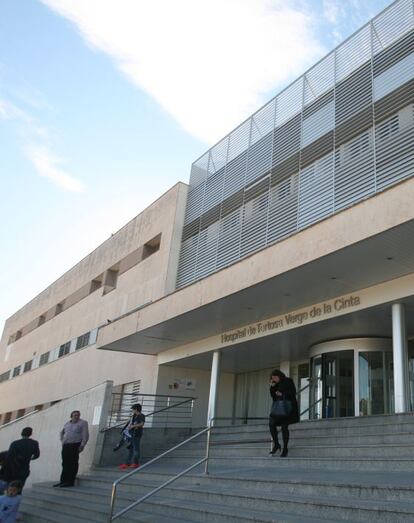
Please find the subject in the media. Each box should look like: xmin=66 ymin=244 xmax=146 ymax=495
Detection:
xmin=0 ymin=0 xmax=392 ymax=330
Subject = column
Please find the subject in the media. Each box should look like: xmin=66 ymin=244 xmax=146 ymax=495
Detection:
xmin=279 ymin=361 xmax=290 ymax=377
xmin=392 ymin=303 xmax=409 ymax=413
xmin=207 ymin=351 xmax=221 ymax=426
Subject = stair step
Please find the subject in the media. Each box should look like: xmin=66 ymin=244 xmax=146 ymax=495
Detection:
xmin=81 ymin=467 xmax=414 ymax=503
xmin=19 ymin=502 xmax=99 ymax=523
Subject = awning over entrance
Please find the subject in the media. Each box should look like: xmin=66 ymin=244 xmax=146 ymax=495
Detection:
xmin=96 ymin=180 xmax=414 ymax=360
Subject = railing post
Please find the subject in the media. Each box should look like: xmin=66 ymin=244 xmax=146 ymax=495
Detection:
xmin=108 ymin=482 xmax=117 ymax=522
xmin=204 ymin=423 xmax=212 ymax=475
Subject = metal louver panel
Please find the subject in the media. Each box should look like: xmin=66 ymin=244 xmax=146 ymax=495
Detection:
xmin=334 ymin=128 xmax=375 ymax=211
xmin=298 ymin=152 xmax=334 ymax=230
xmin=246 ymin=100 xmax=275 ymax=186
xmin=184 ymin=183 xmax=204 ymax=225
xmin=240 ymin=186 xmax=269 ymax=257
xmin=195 ymin=222 xmax=219 ymax=279
xmin=372 ymin=0 xmax=414 ymax=56
xmin=374 ymin=51 xmax=414 ymax=101
xmin=275 ymin=78 xmax=303 ymax=127
xmin=304 ymin=53 xmax=335 ymax=106
xmin=302 ymin=100 xmax=334 ymax=148
xmin=189 ymin=152 xmax=209 ymax=189
xmin=177 ymin=0 xmax=414 ymax=290
xmin=335 ymin=25 xmax=371 ymax=83
xmin=203 ymin=169 xmax=225 ymax=214
xmin=336 ymin=63 xmax=372 ymax=126
xmin=224 ymin=152 xmax=248 ymax=199
xmin=373 ymin=29 xmax=414 ymax=76
xmin=216 ymin=208 xmax=242 ymax=270
xmin=273 ymin=114 xmax=301 ymax=166
xmin=267 ymin=174 xmax=299 ymax=244
xmin=176 ymin=235 xmax=198 ymax=287
xmin=376 ymin=105 xmax=414 ymax=190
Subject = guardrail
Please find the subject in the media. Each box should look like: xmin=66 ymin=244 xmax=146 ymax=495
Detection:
xmin=104 ymin=393 xmax=196 ymax=431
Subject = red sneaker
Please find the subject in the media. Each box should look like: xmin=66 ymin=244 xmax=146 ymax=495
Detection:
xmin=119 ymin=464 xmax=128 ymax=470
xmin=129 ymin=463 xmax=139 ymax=468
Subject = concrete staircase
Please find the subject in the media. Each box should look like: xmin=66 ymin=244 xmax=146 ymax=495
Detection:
xmin=19 ymin=413 xmax=414 ymax=522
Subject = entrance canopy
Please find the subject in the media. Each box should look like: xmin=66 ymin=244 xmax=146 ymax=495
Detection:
xmin=96 ymin=181 xmax=414 ymax=362
xmin=158 ymin=300 xmax=414 ymax=373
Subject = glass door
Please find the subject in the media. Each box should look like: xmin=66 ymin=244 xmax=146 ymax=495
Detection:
xmin=323 ymin=350 xmax=354 ymax=418
xmin=310 ymin=350 xmax=354 ymax=419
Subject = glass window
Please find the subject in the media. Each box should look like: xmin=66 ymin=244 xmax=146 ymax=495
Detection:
xmin=58 ymin=342 xmax=71 ymax=358
xmin=39 ymin=352 xmax=50 ymax=366
xmin=359 ymin=351 xmax=393 ymax=416
xmin=76 ymin=332 xmax=90 ymax=350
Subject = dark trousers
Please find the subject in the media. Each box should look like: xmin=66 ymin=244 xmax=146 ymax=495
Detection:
xmin=126 ymin=435 xmax=142 ymax=465
xmin=269 ymin=417 xmax=289 ymax=449
xmin=60 ymin=442 xmax=81 ymax=485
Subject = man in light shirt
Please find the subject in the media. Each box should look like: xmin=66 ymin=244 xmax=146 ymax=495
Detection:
xmin=53 ymin=410 xmax=89 ymax=488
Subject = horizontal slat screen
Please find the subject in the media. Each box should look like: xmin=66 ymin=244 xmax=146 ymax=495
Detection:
xmin=177 ymin=0 xmax=414 ymax=289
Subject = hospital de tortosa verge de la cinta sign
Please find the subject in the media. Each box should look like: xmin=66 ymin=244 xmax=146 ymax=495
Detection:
xmin=221 ymin=295 xmax=361 ymax=344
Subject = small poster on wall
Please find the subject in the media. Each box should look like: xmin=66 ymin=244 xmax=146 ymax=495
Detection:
xmin=169 ymin=377 xmax=196 ymax=390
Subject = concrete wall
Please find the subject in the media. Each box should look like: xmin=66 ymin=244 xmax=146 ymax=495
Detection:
xmin=155 ymin=365 xmax=235 ymax=427
xmin=0 ymin=183 xmax=187 ymax=416
xmin=0 ymin=381 xmax=112 ymax=488
xmin=0 ymin=348 xmax=157 ymax=414
xmin=99 ymin=426 xmax=194 ymax=467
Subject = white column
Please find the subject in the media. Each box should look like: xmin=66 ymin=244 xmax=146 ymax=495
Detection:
xmin=207 ymin=351 xmax=221 ymax=426
xmin=392 ymin=303 xmax=409 ymax=413
xmin=279 ymin=361 xmax=290 ymax=377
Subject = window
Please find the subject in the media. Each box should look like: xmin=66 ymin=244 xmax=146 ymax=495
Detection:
xmin=3 ymin=412 xmax=12 ymax=424
xmin=15 ymin=331 xmax=22 ymax=341
xmin=55 ymin=303 xmax=64 ymax=315
xmin=39 ymin=352 xmax=50 ymax=366
xmin=23 ymin=360 xmax=32 ymax=373
xmin=102 ymin=268 xmax=119 ymax=295
xmin=17 ymin=409 xmax=25 ymax=419
xmin=142 ymin=234 xmax=161 ymax=260
xmin=12 ymin=366 xmax=21 ymax=378
xmin=0 ymin=371 xmax=10 ymax=383
xmin=90 ymin=279 xmax=102 ymax=293
xmin=76 ymin=332 xmax=90 ymax=350
xmin=35 ymin=404 xmax=43 ymax=412
xmin=38 ymin=315 xmax=46 ymax=327
xmin=58 ymin=342 xmax=71 ymax=358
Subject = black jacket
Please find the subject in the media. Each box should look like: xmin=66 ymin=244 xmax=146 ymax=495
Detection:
xmin=3 ymin=438 xmax=40 ymax=482
xmin=270 ymin=377 xmax=299 ymax=425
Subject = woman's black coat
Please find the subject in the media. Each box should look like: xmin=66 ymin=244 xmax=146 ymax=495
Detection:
xmin=269 ymin=377 xmax=300 ymax=425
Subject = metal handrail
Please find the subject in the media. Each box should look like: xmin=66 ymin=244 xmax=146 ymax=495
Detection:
xmin=107 ymin=384 xmax=320 ymax=519
xmin=300 ymin=397 xmax=322 ymax=417
xmin=0 ymin=409 xmax=39 ymax=430
xmin=108 ymin=426 xmax=210 ymax=522
xmin=102 ymin=396 xmax=196 ymax=432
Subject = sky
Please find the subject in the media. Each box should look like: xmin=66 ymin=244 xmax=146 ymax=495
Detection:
xmin=0 ymin=0 xmax=392 ymax=331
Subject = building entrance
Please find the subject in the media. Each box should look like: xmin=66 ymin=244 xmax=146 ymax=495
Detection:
xmin=310 ymin=350 xmax=354 ymax=419
xmin=310 ymin=338 xmax=394 ymax=419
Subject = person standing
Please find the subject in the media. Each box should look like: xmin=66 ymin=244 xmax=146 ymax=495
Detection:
xmin=119 ymin=404 xmax=145 ymax=470
xmin=269 ymin=369 xmax=299 ymax=457
xmin=54 ymin=410 xmax=89 ymax=488
xmin=3 ymin=428 xmax=39 ymax=490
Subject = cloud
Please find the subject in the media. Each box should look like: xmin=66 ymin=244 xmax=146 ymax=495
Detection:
xmin=0 ymin=96 xmax=84 ymax=191
xmin=41 ymin=0 xmax=325 ymax=144
xmin=26 ymin=144 xmax=85 ymax=192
